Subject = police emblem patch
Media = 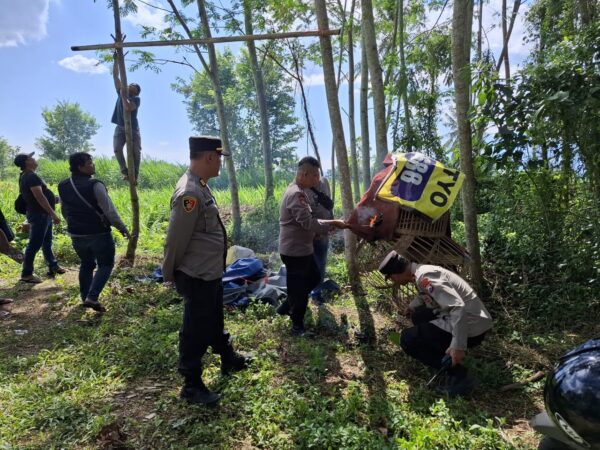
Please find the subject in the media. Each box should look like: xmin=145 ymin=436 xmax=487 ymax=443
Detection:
xmin=420 ymin=277 xmax=434 ymax=294
xmin=182 ymin=196 xmax=197 ymax=213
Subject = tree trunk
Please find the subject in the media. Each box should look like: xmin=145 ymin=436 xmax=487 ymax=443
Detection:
xmin=477 ymin=0 xmax=483 ymax=61
xmin=197 ymin=0 xmax=242 ymax=240
xmin=314 ymin=0 xmax=359 ymax=288
xmin=112 ymin=0 xmax=140 ymax=265
xmin=243 ymin=0 xmax=274 ymax=201
xmin=501 ymin=0 xmax=511 ymax=81
xmin=452 ymin=0 xmax=483 ymax=289
xmin=495 ymin=0 xmax=522 ymax=78
xmin=347 ymin=0 xmax=360 ymax=202
xmin=361 ymin=0 xmax=388 ymax=168
xmin=360 ymin=33 xmax=371 ymax=191
xmin=398 ymin=0 xmax=412 ymax=151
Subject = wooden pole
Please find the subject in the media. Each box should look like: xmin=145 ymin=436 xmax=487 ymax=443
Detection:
xmin=71 ymin=29 xmax=341 ymax=51
xmin=112 ymin=0 xmax=140 ymax=265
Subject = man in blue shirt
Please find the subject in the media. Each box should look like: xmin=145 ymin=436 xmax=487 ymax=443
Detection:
xmin=112 ymin=54 xmax=141 ymax=182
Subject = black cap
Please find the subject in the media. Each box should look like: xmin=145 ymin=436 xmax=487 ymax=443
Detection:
xmin=13 ymin=152 xmax=35 ymax=169
xmin=189 ymin=136 xmax=230 ymax=159
xmin=378 ymin=250 xmax=409 ymax=275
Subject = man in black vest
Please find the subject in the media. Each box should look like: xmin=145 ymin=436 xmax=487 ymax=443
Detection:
xmin=58 ymin=153 xmax=130 ymax=312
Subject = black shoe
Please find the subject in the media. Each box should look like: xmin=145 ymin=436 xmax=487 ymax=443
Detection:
xmin=221 ymin=351 xmax=253 ymax=376
xmin=47 ymin=266 xmax=67 ymax=276
xmin=180 ymin=385 xmax=220 ymax=405
xmin=276 ymin=301 xmax=291 ymax=316
xmin=435 ymin=373 xmax=476 ymax=396
xmin=82 ymin=298 xmax=106 ymax=312
xmin=290 ymin=325 xmax=314 ymax=338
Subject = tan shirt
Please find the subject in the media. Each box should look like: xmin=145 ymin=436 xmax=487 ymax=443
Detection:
xmin=162 ymin=170 xmax=226 ymax=282
xmin=409 ymin=264 xmax=493 ymax=350
xmin=279 ymin=181 xmax=330 ymax=257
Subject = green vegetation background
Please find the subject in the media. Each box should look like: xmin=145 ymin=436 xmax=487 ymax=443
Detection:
xmin=0 ymin=158 xmax=598 ymax=449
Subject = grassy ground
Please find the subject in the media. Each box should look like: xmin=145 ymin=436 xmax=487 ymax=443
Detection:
xmin=1 ymin=176 xmax=598 ymax=449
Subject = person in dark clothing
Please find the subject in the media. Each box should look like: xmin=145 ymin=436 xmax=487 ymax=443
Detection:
xmin=112 ymin=53 xmax=141 ymax=182
xmin=0 ymin=207 xmax=23 ymax=264
xmin=163 ymin=136 xmax=251 ymax=406
xmin=14 ymin=152 xmax=64 ymax=283
xmin=0 ymin=207 xmax=21 ymax=305
xmin=305 ymin=177 xmax=334 ymax=303
xmin=58 ymin=153 xmax=130 ymax=312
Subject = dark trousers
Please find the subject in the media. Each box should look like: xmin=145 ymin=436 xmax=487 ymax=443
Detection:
xmin=72 ymin=233 xmax=115 ymax=301
xmin=113 ymin=126 xmax=141 ymax=178
xmin=280 ymin=254 xmax=321 ymax=327
xmin=22 ymin=212 xmax=58 ymax=277
xmin=310 ymin=237 xmax=329 ymax=298
xmin=174 ymin=272 xmax=234 ymax=386
xmin=400 ymin=306 xmax=486 ymax=370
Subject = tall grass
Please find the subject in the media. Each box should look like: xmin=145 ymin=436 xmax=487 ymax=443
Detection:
xmin=34 ymin=157 xmax=187 ymax=190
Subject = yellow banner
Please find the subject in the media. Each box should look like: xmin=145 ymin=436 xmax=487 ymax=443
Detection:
xmin=376 ymin=152 xmax=464 ymax=221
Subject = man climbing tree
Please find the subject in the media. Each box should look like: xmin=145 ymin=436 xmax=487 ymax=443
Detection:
xmin=111 ymin=52 xmax=142 ymax=183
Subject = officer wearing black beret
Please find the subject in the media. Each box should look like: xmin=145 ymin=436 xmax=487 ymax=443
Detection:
xmin=379 ymin=250 xmax=493 ymax=395
xmin=163 ymin=136 xmax=250 ymax=405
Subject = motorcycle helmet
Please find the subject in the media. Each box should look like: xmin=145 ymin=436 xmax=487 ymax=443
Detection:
xmin=544 ymin=338 xmax=600 ymax=449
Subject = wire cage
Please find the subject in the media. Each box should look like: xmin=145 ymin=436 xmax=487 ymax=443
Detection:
xmin=357 ymin=209 xmax=469 ymax=311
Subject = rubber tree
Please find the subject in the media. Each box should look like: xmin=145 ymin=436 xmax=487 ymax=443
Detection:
xmin=452 ymin=0 xmax=483 ymax=289
xmin=314 ymin=0 xmax=359 ymax=288
xmin=196 ymin=0 xmax=242 ymax=240
xmin=361 ymin=0 xmax=388 ymax=168
xmin=243 ymin=0 xmax=274 ymax=201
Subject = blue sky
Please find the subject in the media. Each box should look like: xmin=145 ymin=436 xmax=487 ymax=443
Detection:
xmin=0 ymin=0 xmax=531 ymax=171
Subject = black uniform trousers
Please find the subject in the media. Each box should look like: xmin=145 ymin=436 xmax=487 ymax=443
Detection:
xmin=280 ymin=254 xmax=321 ymax=328
xmin=400 ymin=305 xmax=486 ymax=370
xmin=174 ymin=271 xmax=234 ymax=386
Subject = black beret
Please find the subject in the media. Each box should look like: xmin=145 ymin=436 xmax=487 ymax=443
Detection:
xmin=189 ymin=136 xmax=230 ymax=159
xmin=378 ymin=250 xmax=409 ymax=275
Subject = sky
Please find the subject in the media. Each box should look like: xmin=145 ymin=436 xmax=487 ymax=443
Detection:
xmin=0 ymin=0 xmax=532 ymax=172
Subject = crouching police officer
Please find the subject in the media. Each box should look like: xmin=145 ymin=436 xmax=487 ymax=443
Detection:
xmin=163 ymin=136 xmax=250 ymax=406
xmin=379 ymin=251 xmax=493 ymax=395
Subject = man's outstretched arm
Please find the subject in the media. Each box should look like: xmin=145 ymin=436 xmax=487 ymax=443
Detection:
xmin=113 ymin=53 xmax=121 ymax=91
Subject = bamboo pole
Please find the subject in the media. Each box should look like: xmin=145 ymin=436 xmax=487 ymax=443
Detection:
xmin=71 ymin=29 xmax=341 ymax=51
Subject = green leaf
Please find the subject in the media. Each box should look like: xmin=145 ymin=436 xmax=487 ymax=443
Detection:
xmin=389 ymin=331 xmax=401 ymax=347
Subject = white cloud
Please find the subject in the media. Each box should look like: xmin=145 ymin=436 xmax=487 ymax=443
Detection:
xmin=303 ymin=73 xmax=325 ymax=87
xmin=124 ymin=1 xmax=166 ymax=29
xmin=58 ymin=55 xmax=108 ymax=75
xmin=0 ymin=0 xmax=50 ymax=47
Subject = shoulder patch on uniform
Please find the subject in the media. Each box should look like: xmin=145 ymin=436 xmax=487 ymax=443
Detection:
xmin=420 ymin=277 xmax=434 ymax=294
xmin=182 ymin=196 xmax=197 ymax=213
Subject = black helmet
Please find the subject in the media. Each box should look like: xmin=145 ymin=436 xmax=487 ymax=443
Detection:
xmin=544 ymin=338 xmax=600 ymax=449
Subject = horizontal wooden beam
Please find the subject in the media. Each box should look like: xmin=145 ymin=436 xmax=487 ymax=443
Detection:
xmin=71 ymin=29 xmax=341 ymax=51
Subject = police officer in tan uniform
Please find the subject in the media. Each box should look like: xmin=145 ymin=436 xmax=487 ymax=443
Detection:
xmin=379 ymin=251 xmax=493 ymax=395
xmin=163 ymin=136 xmax=249 ymax=405
xmin=278 ymin=156 xmax=346 ymax=336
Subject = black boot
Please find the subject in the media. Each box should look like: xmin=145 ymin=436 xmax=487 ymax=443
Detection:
xmin=180 ymin=380 xmax=220 ymax=405
xmin=276 ymin=300 xmax=291 ymax=316
xmin=435 ymin=365 xmax=475 ymax=396
xmin=221 ymin=351 xmax=253 ymax=376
